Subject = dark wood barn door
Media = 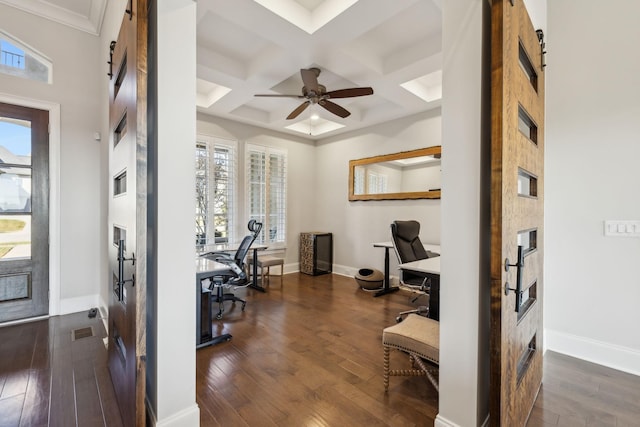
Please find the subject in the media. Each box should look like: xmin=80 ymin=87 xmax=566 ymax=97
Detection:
xmin=107 ymin=1 xmax=148 ymax=425
xmin=490 ymin=0 xmax=546 ymax=425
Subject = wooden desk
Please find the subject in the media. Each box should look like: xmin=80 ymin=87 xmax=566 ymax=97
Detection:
xmin=398 ymin=257 xmax=441 ymax=321
xmin=372 ymin=242 xmax=440 ymax=298
xmin=196 ymin=258 xmax=233 ymax=348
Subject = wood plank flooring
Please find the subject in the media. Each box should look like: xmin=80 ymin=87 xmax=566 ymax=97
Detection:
xmin=1 ymin=273 xmax=639 ymax=426
xmin=196 ymin=272 xmax=439 ymax=426
xmin=527 ymin=351 xmax=640 ymax=427
xmin=0 ymin=311 xmax=121 ymax=427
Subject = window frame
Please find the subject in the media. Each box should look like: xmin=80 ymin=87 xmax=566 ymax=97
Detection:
xmin=245 ymin=143 xmax=287 ymax=248
xmin=0 ymin=31 xmax=52 ymax=83
xmin=195 ymin=135 xmax=237 ymax=249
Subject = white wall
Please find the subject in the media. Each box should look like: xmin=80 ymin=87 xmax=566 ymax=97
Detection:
xmin=144 ymin=2 xmax=201 ymax=426
xmin=197 ymin=109 xmax=442 ymax=279
xmin=0 ymin=4 xmax=104 ymax=313
xmin=315 ymin=110 xmax=442 ymax=278
xmin=545 ymin=0 xmax=640 ymax=375
xmin=437 ymin=1 xmax=485 ymax=426
xmin=197 ymin=114 xmax=316 ymax=268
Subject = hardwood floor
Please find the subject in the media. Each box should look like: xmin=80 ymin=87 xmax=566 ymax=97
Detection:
xmin=527 ymin=351 xmax=640 ymax=427
xmin=0 ymin=311 xmax=121 ymax=427
xmin=196 ymin=272 xmax=439 ymax=426
xmin=1 ymin=273 xmax=639 ymax=426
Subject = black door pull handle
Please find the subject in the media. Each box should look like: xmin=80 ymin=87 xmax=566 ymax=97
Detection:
xmin=504 ymin=245 xmax=524 ymax=312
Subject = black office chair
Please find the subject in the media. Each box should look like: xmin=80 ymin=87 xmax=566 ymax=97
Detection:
xmin=201 ymin=220 xmax=262 ymax=319
xmin=390 ymin=220 xmax=439 ymax=319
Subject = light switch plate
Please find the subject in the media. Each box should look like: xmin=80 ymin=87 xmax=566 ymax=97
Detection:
xmin=604 ymin=220 xmax=640 ymax=237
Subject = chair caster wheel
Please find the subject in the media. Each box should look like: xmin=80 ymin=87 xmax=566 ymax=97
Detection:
xmin=395 ymin=316 xmax=402 ymax=323
xmin=216 ymin=313 xmax=222 ymax=320
xmin=241 ymin=303 xmax=246 ymax=311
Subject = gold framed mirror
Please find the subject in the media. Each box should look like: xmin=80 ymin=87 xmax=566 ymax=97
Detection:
xmin=348 ymin=146 xmax=441 ymax=201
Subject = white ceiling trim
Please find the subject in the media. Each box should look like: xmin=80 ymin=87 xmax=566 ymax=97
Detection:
xmin=0 ymin=0 xmax=107 ymax=36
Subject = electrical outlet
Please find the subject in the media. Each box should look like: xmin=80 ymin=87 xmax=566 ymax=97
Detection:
xmin=604 ymin=220 xmax=640 ymax=237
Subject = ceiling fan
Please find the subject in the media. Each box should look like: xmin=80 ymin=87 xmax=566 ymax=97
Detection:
xmin=254 ymin=68 xmax=374 ymax=120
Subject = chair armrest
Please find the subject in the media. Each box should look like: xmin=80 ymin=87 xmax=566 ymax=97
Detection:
xmin=395 ymin=306 xmax=429 ymax=323
xmin=200 ymin=251 xmax=233 ymax=263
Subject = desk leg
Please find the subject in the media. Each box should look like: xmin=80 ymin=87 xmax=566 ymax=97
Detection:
xmin=428 ymin=275 xmax=440 ymax=321
xmin=374 ymin=247 xmax=400 ymax=297
xmin=196 ymin=278 xmax=232 ymax=349
xmin=248 ymin=247 xmax=267 ymax=293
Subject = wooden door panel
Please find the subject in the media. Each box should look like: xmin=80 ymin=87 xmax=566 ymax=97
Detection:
xmin=107 ymin=1 xmax=147 ymax=426
xmin=490 ymin=0 xmax=545 ymax=425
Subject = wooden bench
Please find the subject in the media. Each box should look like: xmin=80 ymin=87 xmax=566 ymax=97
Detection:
xmin=248 ymin=255 xmax=284 ymax=287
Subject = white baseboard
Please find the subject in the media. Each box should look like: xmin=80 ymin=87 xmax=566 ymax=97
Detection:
xmin=546 ymin=328 xmax=640 ymax=377
xmin=146 ymin=397 xmax=157 ymax=426
xmin=434 ymin=414 xmax=488 ymax=427
xmin=98 ymin=294 xmax=108 ymax=317
xmin=331 ymin=263 xmax=356 ymax=278
xmin=0 ymin=315 xmax=49 ymax=328
xmin=152 ymin=403 xmax=200 ymax=427
xmin=98 ymin=294 xmax=109 ymax=332
xmin=59 ymin=294 xmax=100 ymax=315
xmin=435 ymin=414 xmax=460 ymax=427
xmin=283 ymin=262 xmax=297 ymax=274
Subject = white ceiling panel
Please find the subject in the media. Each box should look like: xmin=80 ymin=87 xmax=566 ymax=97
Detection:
xmin=5 ymin=0 xmax=443 ymax=140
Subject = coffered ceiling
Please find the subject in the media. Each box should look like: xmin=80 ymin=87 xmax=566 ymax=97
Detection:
xmin=1 ymin=0 xmax=443 ymax=139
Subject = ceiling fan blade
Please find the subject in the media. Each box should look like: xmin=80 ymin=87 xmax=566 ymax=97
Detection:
xmin=301 ymin=68 xmax=320 ymax=94
xmin=287 ymin=101 xmax=311 ymax=120
xmin=254 ymin=94 xmax=305 ymax=98
xmin=325 ymin=87 xmax=374 ymax=99
xmin=319 ymin=100 xmax=350 ymax=118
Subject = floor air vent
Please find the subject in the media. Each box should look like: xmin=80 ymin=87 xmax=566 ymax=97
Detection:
xmin=72 ymin=326 xmax=94 ymax=341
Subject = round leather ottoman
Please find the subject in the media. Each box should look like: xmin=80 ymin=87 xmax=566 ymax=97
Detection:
xmin=355 ymin=268 xmax=384 ymax=290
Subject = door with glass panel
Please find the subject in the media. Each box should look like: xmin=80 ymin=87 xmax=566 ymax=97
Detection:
xmin=0 ymin=102 xmax=49 ymax=323
xmin=107 ymin=2 xmax=147 ymax=425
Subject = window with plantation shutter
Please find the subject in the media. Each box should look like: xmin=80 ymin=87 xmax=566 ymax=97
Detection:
xmin=195 ymin=136 xmax=237 ymax=249
xmin=367 ymin=171 xmax=387 ymax=194
xmin=246 ymin=144 xmax=287 ymax=246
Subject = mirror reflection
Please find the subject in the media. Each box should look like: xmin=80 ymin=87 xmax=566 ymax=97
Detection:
xmin=349 ymin=146 xmax=441 ymax=201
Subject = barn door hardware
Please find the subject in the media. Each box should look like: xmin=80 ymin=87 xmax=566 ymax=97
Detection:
xmin=117 ymin=239 xmax=136 ymax=301
xmin=107 ymin=41 xmax=116 ymax=79
xmin=126 ymin=0 xmax=133 ymax=20
xmin=504 ymin=245 xmax=524 ymax=312
xmin=536 ymin=29 xmax=547 ymax=69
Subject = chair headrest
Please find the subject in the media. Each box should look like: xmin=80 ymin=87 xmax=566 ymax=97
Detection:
xmin=391 ymin=220 xmax=428 ymax=263
xmin=393 ymin=220 xmax=421 ymax=241
xmin=248 ymin=219 xmax=263 ymax=236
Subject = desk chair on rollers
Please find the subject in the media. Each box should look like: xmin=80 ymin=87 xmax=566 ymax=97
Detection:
xmin=200 ymin=220 xmax=262 ymax=319
xmin=390 ymin=220 xmax=440 ymax=312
